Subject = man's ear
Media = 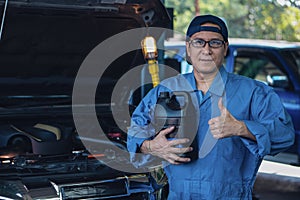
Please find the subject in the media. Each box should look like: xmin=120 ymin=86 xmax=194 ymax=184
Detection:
xmin=186 ymin=42 xmax=192 ymax=65
xmin=224 ymin=42 xmax=229 ymax=57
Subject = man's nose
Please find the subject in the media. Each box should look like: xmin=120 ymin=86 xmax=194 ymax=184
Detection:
xmin=202 ymin=43 xmax=212 ymax=54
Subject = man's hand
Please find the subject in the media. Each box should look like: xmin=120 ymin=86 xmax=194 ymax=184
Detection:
xmin=141 ymin=126 xmax=193 ymax=165
xmin=208 ymin=98 xmax=256 ymax=141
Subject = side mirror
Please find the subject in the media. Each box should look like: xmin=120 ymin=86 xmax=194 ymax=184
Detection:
xmin=266 ymin=74 xmax=289 ymax=88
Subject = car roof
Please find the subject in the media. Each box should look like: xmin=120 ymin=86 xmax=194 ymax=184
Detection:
xmin=164 ymin=38 xmax=300 ymax=52
xmin=228 ymin=38 xmax=300 ymax=49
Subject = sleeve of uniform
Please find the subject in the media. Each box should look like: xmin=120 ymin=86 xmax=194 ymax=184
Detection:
xmin=126 ymin=88 xmax=159 ymax=168
xmin=240 ymin=87 xmax=295 ymax=158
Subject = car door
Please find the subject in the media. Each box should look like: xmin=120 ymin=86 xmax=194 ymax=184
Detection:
xmin=229 ymin=47 xmax=300 ymax=154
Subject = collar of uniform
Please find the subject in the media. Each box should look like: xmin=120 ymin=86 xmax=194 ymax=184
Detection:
xmin=208 ymin=66 xmax=227 ymax=97
xmin=183 ymin=66 xmax=228 ymax=96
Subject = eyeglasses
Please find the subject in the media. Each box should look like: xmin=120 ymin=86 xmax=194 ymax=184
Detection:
xmin=189 ymin=38 xmax=225 ymax=48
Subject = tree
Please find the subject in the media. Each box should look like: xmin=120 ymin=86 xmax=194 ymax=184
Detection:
xmin=165 ymin=0 xmax=300 ymax=41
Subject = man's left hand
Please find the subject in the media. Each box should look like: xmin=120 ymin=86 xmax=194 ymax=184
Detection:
xmin=208 ymin=98 xmax=256 ymax=141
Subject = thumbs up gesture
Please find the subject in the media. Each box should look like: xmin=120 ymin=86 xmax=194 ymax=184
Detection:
xmin=208 ymin=98 xmax=256 ymax=141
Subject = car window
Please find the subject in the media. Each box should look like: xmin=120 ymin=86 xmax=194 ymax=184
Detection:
xmin=233 ymin=49 xmax=286 ymax=86
xmin=281 ymin=49 xmax=300 ymax=78
xmin=164 ymin=44 xmax=193 ymax=74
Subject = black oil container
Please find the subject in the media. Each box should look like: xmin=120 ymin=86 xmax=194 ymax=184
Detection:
xmin=154 ymin=91 xmax=198 ymax=161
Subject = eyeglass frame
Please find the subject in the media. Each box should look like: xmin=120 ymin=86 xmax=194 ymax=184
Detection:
xmin=188 ymin=38 xmax=226 ymax=48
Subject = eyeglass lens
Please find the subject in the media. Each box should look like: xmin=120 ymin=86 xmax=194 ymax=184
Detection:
xmin=190 ymin=39 xmax=224 ymax=48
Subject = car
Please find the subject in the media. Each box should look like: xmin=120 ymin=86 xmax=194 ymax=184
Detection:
xmin=0 ymin=0 xmax=171 ymax=199
xmin=164 ymin=38 xmax=300 ymax=163
xmin=225 ymin=39 xmax=300 ymax=157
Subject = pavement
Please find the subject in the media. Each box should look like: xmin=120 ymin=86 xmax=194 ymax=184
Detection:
xmin=254 ymin=153 xmax=300 ymax=193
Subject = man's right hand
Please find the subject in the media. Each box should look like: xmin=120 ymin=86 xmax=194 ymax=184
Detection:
xmin=141 ymin=126 xmax=193 ymax=165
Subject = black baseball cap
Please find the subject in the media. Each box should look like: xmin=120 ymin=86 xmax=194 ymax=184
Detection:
xmin=186 ymin=14 xmax=228 ymax=42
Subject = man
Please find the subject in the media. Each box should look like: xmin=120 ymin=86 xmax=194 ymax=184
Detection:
xmin=127 ymin=14 xmax=295 ymax=199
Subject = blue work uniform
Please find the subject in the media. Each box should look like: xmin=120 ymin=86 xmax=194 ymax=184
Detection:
xmin=127 ymin=66 xmax=295 ymax=200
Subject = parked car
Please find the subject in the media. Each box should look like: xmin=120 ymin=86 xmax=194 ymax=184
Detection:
xmin=0 ymin=0 xmax=171 ymax=199
xmin=164 ymin=38 xmax=300 ymax=162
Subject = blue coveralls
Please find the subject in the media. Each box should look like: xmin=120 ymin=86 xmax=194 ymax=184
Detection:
xmin=127 ymin=66 xmax=295 ymax=200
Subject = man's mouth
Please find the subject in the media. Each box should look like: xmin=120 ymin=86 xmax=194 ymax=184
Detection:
xmin=200 ymin=59 xmax=214 ymax=62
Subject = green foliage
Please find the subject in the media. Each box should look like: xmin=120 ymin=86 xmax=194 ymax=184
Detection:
xmin=165 ymin=0 xmax=300 ymax=41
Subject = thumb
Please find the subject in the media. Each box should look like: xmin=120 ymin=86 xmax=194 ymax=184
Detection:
xmin=218 ymin=98 xmax=227 ymax=114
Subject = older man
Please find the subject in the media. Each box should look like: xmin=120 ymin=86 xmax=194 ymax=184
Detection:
xmin=127 ymin=14 xmax=295 ymax=199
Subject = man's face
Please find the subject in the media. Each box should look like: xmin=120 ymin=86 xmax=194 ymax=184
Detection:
xmin=186 ymin=23 xmax=228 ymax=75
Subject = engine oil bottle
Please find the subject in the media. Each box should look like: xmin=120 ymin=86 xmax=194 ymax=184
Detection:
xmin=154 ymin=91 xmax=198 ymax=161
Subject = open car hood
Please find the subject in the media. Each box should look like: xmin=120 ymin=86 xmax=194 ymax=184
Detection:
xmin=0 ymin=2 xmax=170 ymax=199
xmin=0 ymin=0 xmax=171 ymax=105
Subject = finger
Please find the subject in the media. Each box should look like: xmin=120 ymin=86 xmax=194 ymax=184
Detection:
xmin=210 ymin=129 xmax=219 ymax=138
xmin=208 ymin=117 xmax=219 ymax=125
xmin=218 ymin=97 xmax=224 ymax=109
xmin=169 ymin=138 xmax=190 ymax=146
xmin=218 ymin=97 xmax=227 ymax=114
xmin=209 ymin=123 xmax=217 ymax=131
xmin=211 ymin=130 xmax=224 ymax=139
xmin=209 ymin=124 xmax=217 ymax=134
xmin=158 ymin=126 xmax=175 ymax=137
xmin=168 ymin=154 xmax=191 ymax=164
xmin=170 ymin=146 xmax=193 ymax=154
xmin=208 ymin=117 xmax=223 ymax=127
xmin=174 ymin=156 xmax=191 ymax=164
xmin=168 ymin=158 xmax=184 ymax=165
